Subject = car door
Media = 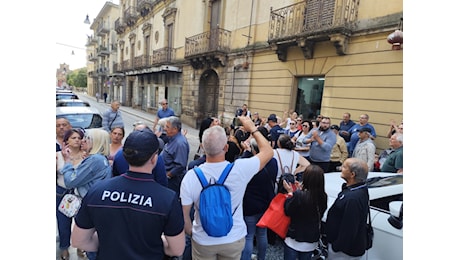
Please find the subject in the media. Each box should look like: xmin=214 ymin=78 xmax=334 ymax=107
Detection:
xmin=365 ymin=196 xmax=403 ymax=260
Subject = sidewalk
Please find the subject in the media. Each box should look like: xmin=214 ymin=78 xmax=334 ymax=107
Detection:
xmin=80 ymin=93 xmax=200 ymax=162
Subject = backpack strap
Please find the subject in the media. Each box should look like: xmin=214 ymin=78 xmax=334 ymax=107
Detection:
xmin=193 ymin=167 xmax=208 ymax=188
xmin=216 ymin=163 xmax=234 ymax=185
xmin=194 ymin=163 xmax=234 ymax=187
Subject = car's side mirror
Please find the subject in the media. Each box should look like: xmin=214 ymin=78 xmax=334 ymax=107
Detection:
xmin=387 ymin=201 xmax=403 ymax=229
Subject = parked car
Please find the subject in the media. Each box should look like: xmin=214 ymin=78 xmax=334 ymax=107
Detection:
xmin=56 ymin=88 xmax=73 ymax=93
xmin=56 ymin=100 xmax=90 ymax=107
xmin=323 ymin=172 xmax=403 ymax=260
xmin=56 ymin=92 xmax=79 ymax=101
xmin=56 ymin=107 xmax=103 ymax=129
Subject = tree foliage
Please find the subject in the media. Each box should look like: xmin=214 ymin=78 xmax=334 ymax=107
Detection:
xmin=67 ymin=68 xmax=87 ymax=89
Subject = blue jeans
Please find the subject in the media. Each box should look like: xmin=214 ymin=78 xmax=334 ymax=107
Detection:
xmin=86 ymin=251 xmax=97 ymax=260
xmin=284 ymin=242 xmax=314 ymax=260
xmin=56 ymin=185 xmax=72 ymax=250
xmin=241 ymin=213 xmax=268 ymax=260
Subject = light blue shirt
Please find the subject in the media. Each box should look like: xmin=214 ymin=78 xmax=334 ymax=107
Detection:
xmin=62 ymin=154 xmax=112 ymax=197
xmin=102 ymin=109 xmax=124 ymax=132
xmin=306 ymin=128 xmax=336 ymax=162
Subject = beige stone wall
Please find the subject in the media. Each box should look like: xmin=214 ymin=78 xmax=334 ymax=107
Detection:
xmin=246 ymin=32 xmax=402 ymax=152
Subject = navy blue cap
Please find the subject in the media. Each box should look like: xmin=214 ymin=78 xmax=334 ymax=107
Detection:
xmin=267 ymin=114 xmax=277 ymax=122
xmin=123 ymin=127 xmax=159 ymax=159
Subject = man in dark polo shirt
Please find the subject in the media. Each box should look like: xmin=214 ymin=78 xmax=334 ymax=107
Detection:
xmin=267 ymin=113 xmax=285 ymax=149
xmin=71 ymin=127 xmax=185 ymax=259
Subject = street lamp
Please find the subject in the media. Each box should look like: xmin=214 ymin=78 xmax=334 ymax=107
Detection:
xmin=84 ymin=14 xmax=91 ymax=24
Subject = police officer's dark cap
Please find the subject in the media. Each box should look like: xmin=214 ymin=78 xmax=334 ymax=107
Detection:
xmin=123 ymin=127 xmax=159 ymax=159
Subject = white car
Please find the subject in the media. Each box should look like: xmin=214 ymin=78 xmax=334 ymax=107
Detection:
xmin=56 ymin=100 xmax=91 ymax=107
xmin=323 ymin=172 xmax=403 ymax=260
xmin=56 ymin=107 xmax=103 ymax=129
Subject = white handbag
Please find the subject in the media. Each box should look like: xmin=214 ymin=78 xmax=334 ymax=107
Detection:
xmin=58 ymin=193 xmax=82 ymax=218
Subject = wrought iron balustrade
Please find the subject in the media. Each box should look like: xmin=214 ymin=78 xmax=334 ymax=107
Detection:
xmin=152 ymin=47 xmax=176 ymax=65
xmin=268 ymin=0 xmax=359 ymax=43
xmin=184 ymin=28 xmax=231 ymax=58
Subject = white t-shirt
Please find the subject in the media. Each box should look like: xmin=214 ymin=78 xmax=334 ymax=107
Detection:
xmin=56 ymin=152 xmax=67 ymax=188
xmin=273 ymin=148 xmax=300 ymax=181
xmin=180 ymin=157 xmax=260 ymax=246
xmin=294 ymin=131 xmax=311 ymax=158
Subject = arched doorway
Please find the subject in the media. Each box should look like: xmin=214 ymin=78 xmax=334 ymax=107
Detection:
xmin=198 ymin=69 xmax=219 ymax=125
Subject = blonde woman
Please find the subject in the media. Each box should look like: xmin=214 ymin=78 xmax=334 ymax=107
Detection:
xmin=60 ymin=129 xmax=112 ymax=260
xmin=61 ymin=129 xmax=112 ymax=197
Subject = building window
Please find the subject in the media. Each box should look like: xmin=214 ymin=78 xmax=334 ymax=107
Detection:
xmin=295 ymin=77 xmax=325 ymax=120
xmin=149 ymin=85 xmax=156 ymax=108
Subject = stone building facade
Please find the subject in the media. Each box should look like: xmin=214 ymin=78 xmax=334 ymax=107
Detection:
xmin=87 ymin=0 xmax=403 ymax=152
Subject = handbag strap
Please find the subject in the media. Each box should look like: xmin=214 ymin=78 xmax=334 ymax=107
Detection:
xmin=108 ymin=111 xmax=118 ymax=130
xmin=275 ymin=149 xmax=285 ymax=175
xmin=275 ymin=149 xmax=295 ymax=174
xmin=368 ymin=204 xmax=372 ymax=225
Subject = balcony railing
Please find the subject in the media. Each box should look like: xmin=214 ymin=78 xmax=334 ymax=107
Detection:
xmin=124 ymin=6 xmax=139 ymax=26
xmin=88 ymin=54 xmax=98 ymax=62
xmin=137 ymin=0 xmax=159 ymax=16
xmin=184 ymin=28 xmax=231 ymax=58
xmin=96 ymin=21 xmax=110 ymax=36
xmin=268 ymin=0 xmax=359 ymax=43
xmin=115 ymin=18 xmax=126 ymax=34
xmin=134 ymin=55 xmax=150 ymax=69
xmin=85 ymin=35 xmax=98 ymax=46
xmin=96 ymin=46 xmax=110 ymax=56
xmin=122 ymin=59 xmax=133 ymax=71
xmin=152 ymin=47 xmax=176 ymax=65
xmin=97 ymin=67 xmax=109 ymax=75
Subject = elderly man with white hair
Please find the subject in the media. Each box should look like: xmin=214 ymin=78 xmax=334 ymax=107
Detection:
xmin=380 ymin=132 xmax=403 ymax=173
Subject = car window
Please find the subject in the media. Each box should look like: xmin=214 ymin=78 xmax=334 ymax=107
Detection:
xmin=56 ymin=94 xmax=79 ymax=100
xmin=58 ymin=114 xmax=102 ymax=129
xmin=367 ymin=175 xmax=403 ymax=188
xmin=57 ymin=102 xmax=90 ymax=107
xmin=367 ymin=175 xmax=403 ymax=212
xmin=370 ymin=194 xmax=403 ymax=212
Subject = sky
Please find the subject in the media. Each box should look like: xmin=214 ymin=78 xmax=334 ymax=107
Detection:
xmin=54 ymin=0 xmax=120 ymax=70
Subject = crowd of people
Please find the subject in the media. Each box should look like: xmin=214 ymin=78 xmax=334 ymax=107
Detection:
xmin=56 ymin=101 xmax=403 ymax=260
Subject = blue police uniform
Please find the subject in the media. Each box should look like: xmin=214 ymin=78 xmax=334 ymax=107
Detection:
xmin=75 ymin=171 xmax=184 ymax=259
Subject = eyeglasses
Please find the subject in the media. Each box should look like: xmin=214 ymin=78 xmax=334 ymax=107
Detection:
xmin=162 ymin=103 xmax=168 ymax=105
xmin=302 ymin=125 xmax=309 ymax=127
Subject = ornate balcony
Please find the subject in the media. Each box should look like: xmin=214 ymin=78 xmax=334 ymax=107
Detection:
xmin=134 ymin=55 xmax=151 ymax=69
xmin=122 ymin=59 xmax=133 ymax=71
xmin=124 ymin=6 xmax=139 ymax=27
xmin=184 ymin=27 xmax=231 ymax=69
xmin=268 ymin=0 xmax=359 ymax=60
xmin=96 ymin=46 xmax=110 ymax=56
xmin=115 ymin=18 xmax=126 ymax=34
xmin=137 ymin=0 xmax=158 ymax=17
xmin=152 ymin=47 xmax=176 ymax=66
